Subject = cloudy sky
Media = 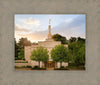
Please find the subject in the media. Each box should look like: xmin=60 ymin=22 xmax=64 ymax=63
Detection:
xmin=15 ymin=14 xmax=86 ymax=43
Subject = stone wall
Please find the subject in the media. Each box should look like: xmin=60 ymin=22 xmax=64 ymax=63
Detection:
xmin=15 ymin=63 xmax=30 ymax=67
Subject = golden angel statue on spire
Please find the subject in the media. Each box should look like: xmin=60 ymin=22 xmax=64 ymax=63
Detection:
xmin=49 ymin=19 xmax=51 ymax=24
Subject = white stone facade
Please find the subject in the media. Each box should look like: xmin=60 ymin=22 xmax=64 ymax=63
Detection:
xmin=24 ymin=21 xmax=68 ymax=68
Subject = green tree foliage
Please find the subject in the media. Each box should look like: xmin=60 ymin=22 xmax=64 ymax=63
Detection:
xmin=15 ymin=38 xmax=32 ymax=60
xmin=52 ymin=34 xmax=68 ymax=44
xmin=69 ymin=37 xmax=77 ymax=43
xmin=51 ymin=45 xmax=68 ymax=67
xmin=77 ymin=37 xmax=85 ymax=42
xmin=15 ymin=38 xmax=20 ymax=60
xmin=30 ymin=46 xmax=49 ymax=68
xmin=68 ymin=37 xmax=85 ymax=66
xmin=67 ymin=49 xmax=73 ymax=63
xmin=18 ymin=49 xmax=25 ymax=60
xmin=74 ymin=46 xmax=85 ymax=66
xmin=15 ymin=39 xmax=18 ymax=57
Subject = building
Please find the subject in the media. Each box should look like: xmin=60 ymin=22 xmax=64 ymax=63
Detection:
xmin=25 ymin=19 xmax=68 ymax=68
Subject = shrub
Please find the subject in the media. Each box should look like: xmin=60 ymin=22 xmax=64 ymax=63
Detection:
xmin=54 ymin=67 xmax=69 ymax=70
xmin=15 ymin=61 xmax=28 ymax=63
xmin=26 ymin=65 xmax=32 ymax=68
xmin=69 ymin=63 xmax=76 ymax=66
xmin=39 ymin=68 xmax=46 ymax=70
xmin=67 ymin=65 xmax=85 ymax=70
xmin=15 ymin=66 xmax=26 ymax=68
xmin=33 ymin=66 xmax=39 ymax=69
xmin=31 ymin=66 xmax=46 ymax=70
xmin=60 ymin=66 xmax=65 ymax=68
xmin=15 ymin=57 xmax=18 ymax=60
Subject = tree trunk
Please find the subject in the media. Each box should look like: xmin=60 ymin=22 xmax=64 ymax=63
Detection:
xmin=42 ymin=62 xmax=44 ymax=68
xmin=38 ymin=61 xmax=40 ymax=68
xmin=54 ymin=62 xmax=56 ymax=69
xmin=68 ymin=56 xmax=69 ymax=64
xmin=44 ymin=62 xmax=46 ymax=68
xmin=60 ymin=62 xmax=62 ymax=68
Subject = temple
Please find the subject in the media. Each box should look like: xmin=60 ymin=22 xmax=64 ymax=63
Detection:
xmin=25 ymin=19 xmax=68 ymax=68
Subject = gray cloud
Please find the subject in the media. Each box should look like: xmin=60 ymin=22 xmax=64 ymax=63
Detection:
xmin=51 ymin=15 xmax=85 ymax=39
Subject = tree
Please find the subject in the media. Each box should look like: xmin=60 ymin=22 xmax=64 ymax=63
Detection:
xmin=67 ymin=49 xmax=73 ymax=63
xmin=68 ymin=38 xmax=85 ymax=66
xmin=68 ymin=42 xmax=78 ymax=63
xmin=18 ymin=49 xmax=25 ymax=60
xmin=15 ymin=38 xmax=20 ymax=60
xmin=51 ymin=45 xmax=68 ymax=67
xmin=18 ymin=38 xmax=32 ymax=48
xmin=69 ymin=37 xmax=77 ymax=43
xmin=52 ymin=34 xmax=68 ymax=44
xmin=15 ymin=38 xmax=32 ymax=60
xmin=30 ymin=46 xmax=49 ymax=68
xmin=15 ymin=39 xmax=18 ymax=58
xmin=77 ymin=37 xmax=85 ymax=42
xmin=74 ymin=45 xmax=85 ymax=66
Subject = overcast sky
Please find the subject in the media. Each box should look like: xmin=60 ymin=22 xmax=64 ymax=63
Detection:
xmin=15 ymin=14 xmax=86 ymax=43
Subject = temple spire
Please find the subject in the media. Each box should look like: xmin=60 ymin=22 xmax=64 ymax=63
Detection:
xmin=48 ymin=19 xmax=52 ymax=39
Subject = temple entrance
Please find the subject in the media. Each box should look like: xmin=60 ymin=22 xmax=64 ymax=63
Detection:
xmin=45 ymin=61 xmax=55 ymax=68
